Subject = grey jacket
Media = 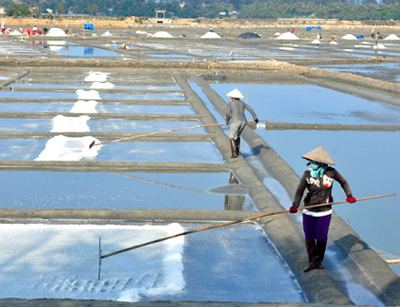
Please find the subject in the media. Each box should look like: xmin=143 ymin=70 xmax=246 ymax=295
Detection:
xmin=226 ymin=98 xmax=258 ymax=123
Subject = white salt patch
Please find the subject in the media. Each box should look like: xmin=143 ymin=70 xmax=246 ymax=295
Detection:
xmin=85 ymin=71 xmax=109 ymax=82
xmin=275 ymin=32 xmax=281 ymax=36
xmin=201 ymin=31 xmax=221 ymax=39
xmin=70 ymin=100 xmax=98 ymax=113
xmin=117 ymin=223 xmax=185 ymax=302
xmin=46 ymin=28 xmax=68 ymax=37
xmin=373 ymin=43 xmax=386 ymax=49
xmin=276 ymin=32 xmax=299 ymax=40
xmin=9 ymin=30 xmax=22 ymax=36
xmin=51 ymin=115 xmax=90 ymax=132
xmin=311 ymin=39 xmax=321 ymax=44
xmin=330 ymin=41 xmax=338 ymax=45
xmin=76 ymin=89 xmax=101 ymax=100
xmin=102 ymin=31 xmax=113 ymax=36
xmin=384 ymin=34 xmax=400 ymax=40
xmin=279 ymin=47 xmax=294 ymax=51
xmin=90 ymin=82 xmax=114 ymax=89
xmin=35 ymin=135 xmax=100 ymax=161
xmin=136 ymin=30 xmax=147 ymax=35
xmin=341 ymin=34 xmax=357 ymax=40
xmin=151 ymin=31 xmax=173 ymax=38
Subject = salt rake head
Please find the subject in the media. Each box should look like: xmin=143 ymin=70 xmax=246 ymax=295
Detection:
xmin=89 ymin=140 xmax=96 ymax=149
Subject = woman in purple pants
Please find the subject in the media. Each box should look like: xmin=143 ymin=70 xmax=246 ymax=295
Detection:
xmin=290 ymin=146 xmax=357 ymax=272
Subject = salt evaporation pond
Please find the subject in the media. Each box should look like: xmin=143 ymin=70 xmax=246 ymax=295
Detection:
xmin=0 ymin=119 xmax=204 ymax=133
xmin=0 ymin=90 xmax=185 ymax=101
xmin=0 ymin=222 xmax=303 ymax=302
xmin=210 ymin=83 xmax=400 ymax=125
xmin=0 ymin=102 xmax=194 ymax=115
xmin=0 ymin=171 xmax=254 ymax=210
xmin=312 ymin=63 xmax=400 ymax=83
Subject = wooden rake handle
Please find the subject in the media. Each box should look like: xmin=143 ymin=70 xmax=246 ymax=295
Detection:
xmin=100 ymin=193 xmax=395 ymax=259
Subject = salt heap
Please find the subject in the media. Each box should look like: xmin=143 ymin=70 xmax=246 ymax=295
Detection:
xmin=311 ymin=39 xmax=321 ymax=44
xmin=9 ymin=30 xmax=22 ymax=36
xmin=341 ymin=34 xmax=357 ymax=40
xmin=330 ymin=40 xmax=338 ymax=45
xmin=151 ymin=31 xmax=173 ymax=38
xmin=276 ymin=32 xmax=299 ymax=40
xmin=136 ymin=30 xmax=147 ymax=35
xmin=201 ymin=31 xmax=222 ymax=39
xmin=384 ymin=34 xmax=400 ymax=40
xmin=102 ymin=31 xmax=112 ymax=37
xmin=46 ymin=28 xmax=67 ymax=37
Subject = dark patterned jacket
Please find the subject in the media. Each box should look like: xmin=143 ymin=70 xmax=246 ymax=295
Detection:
xmin=292 ymin=167 xmax=353 ymax=212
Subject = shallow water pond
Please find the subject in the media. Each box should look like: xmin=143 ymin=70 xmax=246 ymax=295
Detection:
xmin=210 ymin=83 xmax=400 ymax=125
xmin=0 ymin=171 xmax=253 ymax=211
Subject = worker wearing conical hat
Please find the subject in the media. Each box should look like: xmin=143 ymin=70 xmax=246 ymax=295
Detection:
xmin=225 ymin=89 xmax=259 ymax=158
xmin=290 ymin=146 xmax=357 ymax=272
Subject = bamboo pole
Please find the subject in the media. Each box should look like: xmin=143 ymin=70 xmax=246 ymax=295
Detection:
xmin=100 ymin=193 xmax=395 ymax=260
xmin=89 ymin=119 xmax=271 ymax=149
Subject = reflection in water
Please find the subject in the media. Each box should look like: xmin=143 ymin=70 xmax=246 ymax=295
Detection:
xmin=224 ymin=173 xmax=245 ymax=210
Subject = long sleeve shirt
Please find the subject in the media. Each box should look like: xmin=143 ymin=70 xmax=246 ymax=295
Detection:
xmin=225 ymin=99 xmax=258 ymax=123
xmin=293 ymin=167 xmax=353 ymax=212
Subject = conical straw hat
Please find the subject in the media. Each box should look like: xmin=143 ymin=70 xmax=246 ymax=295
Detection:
xmin=226 ymin=89 xmax=244 ymax=99
xmin=302 ymin=146 xmax=335 ymax=165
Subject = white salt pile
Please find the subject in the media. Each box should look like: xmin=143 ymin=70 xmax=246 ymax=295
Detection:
xmin=341 ymin=34 xmax=357 ymax=40
xmin=311 ymin=39 xmax=321 ymax=44
xmin=85 ymin=71 xmax=109 ymax=82
xmin=102 ymin=31 xmax=113 ymax=36
xmin=9 ymin=30 xmax=22 ymax=36
xmin=51 ymin=115 xmax=91 ymax=132
xmin=330 ymin=40 xmax=338 ymax=45
xmin=136 ymin=30 xmax=147 ymax=35
xmin=275 ymin=32 xmax=281 ymax=36
xmin=151 ymin=31 xmax=173 ymax=38
xmin=90 ymin=82 xmax=114 ymax=89
xmin=76 ymin=89 xmax=101 ymax=100
xmin=46 ymin=28 xmax=68 ymax=37
xmin=383 ymin=34 xmax=400 ymax=40
xmin=70 ymin=100 xmax=98 ymax=113
xmin=35 ymin=135 xmax=100 ymax=161
xmin=201 ymin=31 xmax=222 ymax=39
xmin=276 ymin=32 xmax=299 ymax=40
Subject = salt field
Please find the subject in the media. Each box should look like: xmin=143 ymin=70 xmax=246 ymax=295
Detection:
xmin=0 ymin=21 xmax=399 ymax=306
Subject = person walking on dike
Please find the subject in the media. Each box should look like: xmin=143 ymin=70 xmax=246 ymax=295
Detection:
xmin=289 ymin=146 xmax=357 ymax=272
xmin=225 ymin=88 xmax=259 ymax=158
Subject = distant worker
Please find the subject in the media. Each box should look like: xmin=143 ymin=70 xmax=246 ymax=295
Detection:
xmin=225 ymin=89 xmax=259 ymax=158
xmin=64 ymin=24 xmax=69 ymax=34
xmin=1 ymin=20 xmax=5 ymax=34
xmin=376 ymin=31 xmax=381 ymax=39
xmin=371 ymin=27 xmax=375 ymax=39
xmin=32 ymin=25 xmax=38 ymax=34
xmin=289 ymin=146 xmax=357 ymax=272
xmin=290 ymin=28 xmax=295 ymax=33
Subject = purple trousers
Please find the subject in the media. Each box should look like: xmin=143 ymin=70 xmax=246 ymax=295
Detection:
xmin=302 ymin=213 xmax=332 ymax=242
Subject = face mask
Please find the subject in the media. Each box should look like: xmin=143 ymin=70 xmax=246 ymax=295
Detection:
xmin=310 ymin=161 xmax=320 ymax=170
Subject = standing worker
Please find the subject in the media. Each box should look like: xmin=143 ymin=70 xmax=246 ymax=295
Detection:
xmin=225 ymin=89 xmax=259 ymax=158
xmin=1 ymin=20 xmax=5 ymax=34
xmin=289 ymin=146 xmax=357 ymax=272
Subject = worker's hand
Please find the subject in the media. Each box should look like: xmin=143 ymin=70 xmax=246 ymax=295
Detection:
xmin=255 ymin=119 xmax=259 ymax=124
xmin=346 ymin=197 xmax=357 ymax=203
xmin=289 ymin=206 xmax=298 ymax=214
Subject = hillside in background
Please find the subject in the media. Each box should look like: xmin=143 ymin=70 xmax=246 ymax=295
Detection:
xmin=1 ymin=0 xmax=400 ymax=21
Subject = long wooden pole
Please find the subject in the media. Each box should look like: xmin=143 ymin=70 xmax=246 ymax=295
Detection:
xmin=100 ymin=193 xmax=395 ymax=259
xmin=89 ymin=119 xmax=271 ymax=149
